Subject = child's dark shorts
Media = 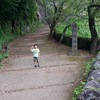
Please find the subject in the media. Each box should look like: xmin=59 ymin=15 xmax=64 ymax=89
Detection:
xmin=33 ymin=57 xmax=39 ymax=62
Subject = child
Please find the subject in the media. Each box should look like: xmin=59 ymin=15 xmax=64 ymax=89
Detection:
xmin=31 ymin=44 xmax=40 ymax=67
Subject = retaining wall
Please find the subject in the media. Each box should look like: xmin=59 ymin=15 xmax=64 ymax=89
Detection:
xmin=78 ymin=53 xmax=100 ymax=100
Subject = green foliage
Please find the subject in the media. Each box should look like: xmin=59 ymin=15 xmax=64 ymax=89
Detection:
xmin=72 ymin=59 xmax=94 ymax=100
xmin=3 ymin=53 xmax=9 ymax=58
xmin=0 ymin=0 xmax=39 ymax=49
xmin=85 ymin=58 xmax=96 ymax=75
xmin=0 ymin=23 xmax=14 ymax=50
xmin=36 ymin=0 xmax=83 ymax=36
xmin=0 ymin=53 xmax=9 ymax=67
xmin=56 ymin=20 xmax=91 ymax=39
xmin=74 ymin=82 xmax=84 ymax=95
xmin=72 ymin=81 xmax=85 ymax=100
xmin=0 ymin=53 xmax=9 ymax=61
xmin=0 ymin=0 xmax=38 ymax=35
xmin=0 ymin=0 xmax=37 ymax=23
xmin=0 ymin=55 xmax=4 ymax=62
xmin=0 ymin=33 xmax=14 ymax=50
xmin=31 ymin=22 xmax=43 ymax=32
xmin=0 ymin=63 xmax=3 ymax=68
xmin=85 ymin=62 xmax=92 ymax=76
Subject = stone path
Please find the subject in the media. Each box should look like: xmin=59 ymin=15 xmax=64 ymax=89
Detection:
xmin=0 ymin=26 xmax=92 ymax=100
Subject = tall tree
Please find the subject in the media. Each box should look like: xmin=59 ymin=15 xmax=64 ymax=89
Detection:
xmin=0 ymin=0 xmax=37 ymax=36
xmin=36 ymin=0 xmax=100 ymax=54
xmin=88 ymin=0 xmax=100 ymax=54
xmin=36 ymin=0 xmax=77 ymax=38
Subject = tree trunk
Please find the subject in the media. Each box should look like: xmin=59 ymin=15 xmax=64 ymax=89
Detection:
xmin=20 ymin=22 xmax=22 ymax=37
xmin=88 ymin=6 xmax=98 ymax=54
xmin=11 ymin=19 xmax=16 ymax=34
xmin=49 ymin=27 xmax=54 ymax=38
xmin=89 ymin=16 xmax=98 ymax=54
xmin=59 ymin=25 xmax=71 ymax=44
xmin=49 ymin=23 xmax=56 ymax=39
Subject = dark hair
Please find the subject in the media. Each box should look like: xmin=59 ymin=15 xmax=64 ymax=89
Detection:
xmin=34 ymin=44 xmax=38 ymax=47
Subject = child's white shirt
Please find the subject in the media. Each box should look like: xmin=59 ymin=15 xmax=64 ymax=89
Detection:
xmin=31 ymin=48 xmax=40 ymax=57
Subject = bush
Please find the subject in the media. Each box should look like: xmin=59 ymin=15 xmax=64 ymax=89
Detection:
xmin=3 ymin=53 xmax=9 ymax=58
xmin=0 ymin=53 xmax=9 ymax=65
xmin=54 ymin=20 xmax=93 ymax=50
xmin=0 ymin=53 xmax=8 ymax=67
xmin=53 ymin=33 xmax=91 ymax=50
xmin=0 ymin=55 xmax=4 ymax=62
xmin=56 ymin=20 xmax=91 ymax=39
xmin=72 ymin=58 xmax=95 ymax=100
xmin=0 ymin=32 xmax=14 ymax=50
xmin=72 ymin=81 xmax=86 ymax=100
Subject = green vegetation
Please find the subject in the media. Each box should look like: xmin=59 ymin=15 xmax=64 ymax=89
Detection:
xmin=0 ymin=0 xmax=41 ymax=66
xmin=37 ymin=0 xmax=100 ymax=54
xmin=0 ymin=0 xmax=39 ymax=50
xmin=56 ymin=20 xmax=100 ymax=39
xmin=0 ymin=53 xmax=9 ymax=61
xmin=0 ymin=53 xmax=9 ymax=67
xmin=72 ymin=59 xmax=94 ymax=100
xmin=0 ymin=34 xmax=14 ymax=50
xmin=72 ymin=81 xmax=86 ymax=100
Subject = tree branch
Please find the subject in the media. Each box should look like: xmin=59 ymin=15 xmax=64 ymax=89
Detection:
xmin=89 ymin=4 xmax=100 ymax=8
xmin=52 ymin=0 xmax=57 ymax=13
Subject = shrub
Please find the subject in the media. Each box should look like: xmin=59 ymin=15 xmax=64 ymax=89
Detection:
xmin=0 ymin=53 xmax=9 ymax=66
xmin=3 ymin=53 xmax=9 ymax=58
xmin=0 ymin=55 xmax=4 ymax=62
xmin=72 ymin=59 xmax=94 ymax=100
xmin=56 ymin=20 xmax=91 ymax=39
xmin=53 ymin=33 xmax=91 ymax=50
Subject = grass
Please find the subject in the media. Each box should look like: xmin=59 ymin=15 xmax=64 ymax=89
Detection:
xmin=72 ymin=58 xmax=94 ymax=100
xmin=72 ymin=81 xmax=86 ymax=100
xmin=56 ymin=20 xmax=100 ymax=39
xmin=0 ymin=31 xmax=11 ymax=67
xmin=0 ymin=52 xmax=9 ymax=67
xmin=0 ymin=63 xmax=3 ymax=68
xmin=0 ymin=34 xmax=14 ymax=50
xmin=0 ymin=53 xmax=9 ymax=61
xmin=67 ymin=57 xmax=88 ymax=62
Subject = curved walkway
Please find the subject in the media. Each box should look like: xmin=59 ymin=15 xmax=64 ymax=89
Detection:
xmin=0 ymin=26 xmax=92 ymax=100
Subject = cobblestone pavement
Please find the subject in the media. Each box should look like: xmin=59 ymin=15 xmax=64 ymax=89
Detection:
xmin=0 ymin=26 xmax=92 ymax=100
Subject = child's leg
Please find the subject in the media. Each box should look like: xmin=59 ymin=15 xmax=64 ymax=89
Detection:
xmin=34 ymin=62 xmax=37 ymax=67
xmin=33 ymin=57 xmax=37 ymax=67
xmin=37 ymin=58 xmax=40 ymax=67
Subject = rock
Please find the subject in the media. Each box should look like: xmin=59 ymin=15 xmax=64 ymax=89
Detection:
xmin=88 ymin=70 xmax=100 ymax=82
xmin=84 ymin=80 xmax=100 ymax=90
xmin=78 ymin=54 xmax=100 ymax=100
xmin=93 ymin=60 xmax=100 ymax=70
xmin=96 ymin=54 xmax=100 ymax=60
xmin=78 ymin=90 xmax=100 ymax=100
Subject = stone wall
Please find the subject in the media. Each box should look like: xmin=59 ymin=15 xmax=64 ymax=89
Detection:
xmin=78 ymin=53 xmax=100 ymax=100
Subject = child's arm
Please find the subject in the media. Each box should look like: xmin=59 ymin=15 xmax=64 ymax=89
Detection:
xmin=30 ymin=46 xmax=34 ymax=51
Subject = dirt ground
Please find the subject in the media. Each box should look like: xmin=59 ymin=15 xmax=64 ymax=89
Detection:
xmin=0 ymin=26 xmax=92 ymax=100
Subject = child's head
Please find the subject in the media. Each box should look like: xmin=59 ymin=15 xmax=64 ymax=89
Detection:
xmin=34 ymin=44 xmax=38 ymax=48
